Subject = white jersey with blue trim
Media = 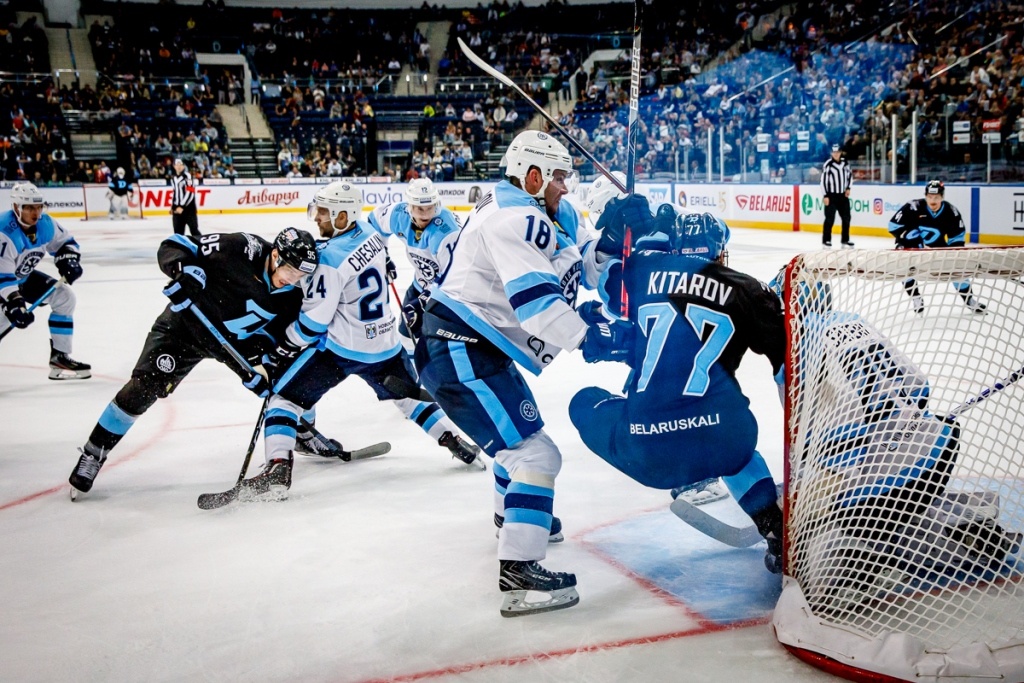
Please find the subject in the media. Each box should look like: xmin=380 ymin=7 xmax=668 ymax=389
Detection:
xmin=285 ymin=220 xmax=402 ymax=363
xmin=431 ymin=181 xmax=599 ymax=375
xmin=0 ymin=210 xmax=79 ymax=300
xmin=367 ymin=202 xmax=462 ymax=292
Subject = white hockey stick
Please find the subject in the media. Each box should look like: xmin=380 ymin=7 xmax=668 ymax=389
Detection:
xmin=670 ymin=498 xmax=764 ymax=548
xmin=456 ymin=37 xmax=626 ymax=194
xmin=942 ymin=363 xmax=1024 ymax=423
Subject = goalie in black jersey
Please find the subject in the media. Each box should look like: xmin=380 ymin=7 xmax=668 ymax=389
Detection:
xmin=888 ymin=179 xmax=986 ymax=314
xmin=68 ymin=227 xmax=318 ymax=499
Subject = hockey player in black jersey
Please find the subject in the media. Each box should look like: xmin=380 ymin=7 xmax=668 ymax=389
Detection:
xmin=68 ymin=227 xmax=318 ymax=498
xmin=568 ymin=209 xmax=787 ymax=573
xmin=888 ymin=180 xmax=986 ymax=314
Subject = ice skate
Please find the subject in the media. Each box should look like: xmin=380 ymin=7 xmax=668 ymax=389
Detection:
xmin=498 ymin=559 xmax=579 ymax=617
xmin=49 ymin=343 xmax=91 ymax=380
xmin=841 ymin=241 xmax=855 ymax=249
xmin=69 ymin=447 xmax=106 ymax=500
xmin=752 ymin=504 xmax=784 ymax=574
xmin=439 ymin=431 xmax=486 ymax=470
xmin=670 ymin=477 xmax=729 ymax=506
xmin=912 ymin=295 xmax=925 ymax=315
xmin=294 ymin=426 xmax=344 ymax=458
xmin=237 ymin=455 xmax=293 ymax=502
xmin=494 ymin=513 xmax=563 ymax=542
xmin=964 ymin=295 xmax=987 ymax=314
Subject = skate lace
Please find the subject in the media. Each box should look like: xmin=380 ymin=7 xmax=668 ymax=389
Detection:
xmin=76 ymin=452 xmax=104 ymax=478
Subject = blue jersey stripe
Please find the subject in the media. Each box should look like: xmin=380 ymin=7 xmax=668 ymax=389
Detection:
xmin=449 ymin=341 xmax=523 ymax=445
xmin=166 ymin=234 xmax=198 ymax=255
xmin=98 ymin=401 xmax=138 ymax=436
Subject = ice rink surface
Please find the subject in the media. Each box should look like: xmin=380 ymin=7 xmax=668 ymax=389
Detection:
xmin=0 ymin=212 xmax=897 ymax=682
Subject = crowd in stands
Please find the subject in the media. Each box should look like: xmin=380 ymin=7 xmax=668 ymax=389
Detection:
xmin=0 ymin=11 xmax=49 ymax=74
xmin=3 ymin=0 xmax=1020 ymax=185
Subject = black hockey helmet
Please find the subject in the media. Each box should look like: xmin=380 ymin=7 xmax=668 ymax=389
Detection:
xmin=925 ymin=179 xmax=945 ymax=196
xmin=273 ymin=227 xmax=319 ymax=274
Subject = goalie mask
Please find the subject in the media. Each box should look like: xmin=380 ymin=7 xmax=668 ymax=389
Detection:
xmin=501 ymin=130 xmax=577 ymax=203
xmin=308 ymin=181 xmax=362 ymax=236
xmin=671 ymin=212 xmax=730 ymax=265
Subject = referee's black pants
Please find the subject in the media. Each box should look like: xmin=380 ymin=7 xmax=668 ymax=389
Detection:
xmin=822 ymin=193 xmax=851 ymax=245
xmin=172 ymin=205 xmax=201 ymax=236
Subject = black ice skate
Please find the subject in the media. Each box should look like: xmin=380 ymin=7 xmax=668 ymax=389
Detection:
xmin=499 ymin=560 xmax=579 ymax=617
xmin=69 ymin=447 xmax=106 ymax=500
xmin=294 ymin=426 xmax=344 ymax=458
xmin=494 ymin=513 xmax=563 ymax=542
xmin=237 ymin=455 xmax=293 ymax=502
xmin=963 ymin=295 xmax=987 ymax=314
xmin=752 ymin=504 xmax=784 ymax=574
xmin=439 ymin=431 xmax=486 ymax=470
xmin=49 ymin=343 xmax=91 ymax=380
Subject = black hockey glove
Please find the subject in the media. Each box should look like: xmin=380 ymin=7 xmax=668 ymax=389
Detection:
xmin=385 ymin=254 xmax=398 ymax=283
xmin=242 ymin=369 xmax=270 ymax=398
xmin=263 ymin=336 xmax=303 ymax=376
xmin=2 ymin=293 xmax=35 ymax=329
xmin=162 ymin=265 xmax=206 ymax=312
xmin=54 ymin=247 xmax=83 ymax=285
xmin=401 ymin=291 xmax=430 ymax=338
xmin=579 ymin=316 xmax=633 ymax=364
xmin=576 ymin=300 xmax=607 ymax=326
xmin=595 ymin=194 xmax=657 ymax=259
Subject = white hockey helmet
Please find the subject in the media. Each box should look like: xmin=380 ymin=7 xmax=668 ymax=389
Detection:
xmin=405 ymin=177 xmax=440 ymax=207
xmin=501 ymin=130 xmax=576 ymax=201
xmin=10 ymin=182 xmax=45 ymax=227
xmin=308 ymin=181 xmax=363 ymax=232
xmin=584 ymin=171 xmax=627 ymax=227
xmin=116 ymin=167 xmax=125 ymax=178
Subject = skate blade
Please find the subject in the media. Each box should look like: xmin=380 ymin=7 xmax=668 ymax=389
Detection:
xmin=69 ymin=486 xmax=81 ymax=501
xmin=49 ymin=368 xmax=92 ymax=380
xmin=676 ymin=488 xmax=729 ymax=506
xmin=457 ymin=454 xmax=487 ymax=471
xmin=500 ymin=587 xmax=579 ymax=617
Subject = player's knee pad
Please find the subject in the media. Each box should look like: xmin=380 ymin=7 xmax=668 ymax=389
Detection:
xmin=114 ymin=375 xmax=168 ymax=414
xmin=495 ymin=429 xmax=562 ymax=483
xmin=48 ymin=284 xmax=76 ymax=316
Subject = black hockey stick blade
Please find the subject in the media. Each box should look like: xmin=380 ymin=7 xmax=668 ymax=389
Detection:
xmin=197 ymin=486 xmax=241 ymax=510
xmin=670 ymin=498 xmax=763 ymax=548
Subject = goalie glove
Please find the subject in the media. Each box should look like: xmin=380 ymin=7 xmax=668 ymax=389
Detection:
xmin=54 ymin=247 xmax=83 ymax=285
xmin=2 ymin=292 xmax=35 ymax=329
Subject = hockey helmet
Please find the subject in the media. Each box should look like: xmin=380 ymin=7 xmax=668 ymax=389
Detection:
xmin=924 ymin=179 xmax=945 ymax=196
xmin=10 ymin=181 xmax=45 ymax=228
xmin=308 ymin=181 xmax=362 ymax=232
xmin=273 ymin=227 xmax=319 ymax=274
xmin=501 ymin=130 xmax=576 ymax=201
xmin=116 ymin=167 xmax=126 ymax=179
xmin=405 ymin=177 xmax=440 ymax=225
xmin=671 ymin=212 xmax=730 ymax=264
xmin=584 ymin=171 xmax=627 ymax=228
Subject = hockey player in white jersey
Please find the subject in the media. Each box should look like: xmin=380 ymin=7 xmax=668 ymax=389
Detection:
xmin=241 ymin=181 xmax=485 ymax=500
xmin=0 ymin=182 xmax=91 ymax=379
xmin=367 ymin=177 xmax=462 ymax=340
xmin=414 ymin=130 xmax=637 ymax=616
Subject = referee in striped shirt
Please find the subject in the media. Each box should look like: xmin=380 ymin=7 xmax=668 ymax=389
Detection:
xmin=820 ymin=143 xmax=852 ymax=248
xmin=171 ymin=158 xmax=201 ymax=236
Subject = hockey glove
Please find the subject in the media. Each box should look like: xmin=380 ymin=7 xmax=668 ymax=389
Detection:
xmin=402 ymin=291 xmax=430 ymax=338
xmin=162 ymin=265 xmax=206 ymax=312
xmin=576 ymin=300 xmax=608 ymax=326
xmin=242 ymin=368 xmax=271 ymax=398
xmin=2 ymin=293 xmax=35 ymax=329
xmin=263 ymin=336 xmax=303 ymax=376
xmin=385 ymin=254 xmax=398 ymax=284
xmin=579 ymin=317 xmax=633 ymax=364
xmin=54 ymin=248 xmax=83 ymax=285
xmin=595 ymin=194 xmax=657 ymax=259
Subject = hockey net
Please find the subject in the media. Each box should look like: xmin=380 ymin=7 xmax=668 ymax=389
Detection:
xmin=773 ymin=247 xmax=1024 ymax=683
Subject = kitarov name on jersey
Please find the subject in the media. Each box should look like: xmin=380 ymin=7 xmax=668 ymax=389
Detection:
xmin=630 ymin=413 xmax=722 ymax=435
xmin=647 ymin=270 xmax=734 ymax=306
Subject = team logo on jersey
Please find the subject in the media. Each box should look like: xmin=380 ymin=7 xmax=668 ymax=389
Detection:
xmin=520 ymin=400 xmax=538 ymax=422
xmin=156 ymin=354 xmax=176 ymax=373
xmin=15 ymin=252 xmax=42 ymax=277
xmin=560 ymin=262 xmax=582 ymax=309
xmin=409 ymin=253 xmax=439 ymax=281
xmin=365 ymin=322 xmax=378 ymax=339
xmin=243 ymin=234 xmax=263 ymax=260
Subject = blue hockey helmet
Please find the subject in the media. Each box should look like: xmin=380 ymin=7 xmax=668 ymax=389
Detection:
xmin=671 ymin=212 xmax=730 ymax=264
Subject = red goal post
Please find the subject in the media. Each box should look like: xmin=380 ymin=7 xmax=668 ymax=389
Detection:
xmin=774 ymin=247 xmax=1024 ymax=683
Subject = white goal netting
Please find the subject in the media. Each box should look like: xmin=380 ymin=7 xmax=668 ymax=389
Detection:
xmin=773 ymin=247 xmax=1024 ymax=683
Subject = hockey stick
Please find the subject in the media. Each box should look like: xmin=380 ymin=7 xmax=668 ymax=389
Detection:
xmin=187 ymin=305 xmax=390 ymax=459
xmin=942 ymin=363 xmax=1024 ymax=423
xmin=197 ymin=396 xmax=268 ymax=510
xmin=670 ymin=498 xmax=764 ymax=548
xmin=620 ymin=0 xmax=643 ymax=318
xmin=456 ymin=37 xmax=626 ymax=194
xmin=0 ymin=278 xmax=63 ymax=343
